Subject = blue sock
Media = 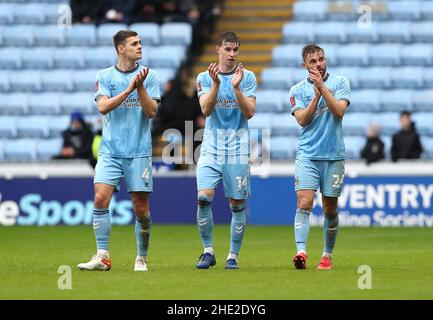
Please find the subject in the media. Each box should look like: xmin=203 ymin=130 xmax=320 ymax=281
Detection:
xmin=229 ymin=203 xmax=247 ymax=256
xmin=294 ymin=208 xmax=311 ymax=252
xmin=93 ymin=208 xmax=111 ymax=250
xmin=324 ymin=213 xmax=339 ymax=254
xmin=135 ymin=213 xmax=152 ymax=257
xmin=197 ymin=194 xmax=214 ymax=248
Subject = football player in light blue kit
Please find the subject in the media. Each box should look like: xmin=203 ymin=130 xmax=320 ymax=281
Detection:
xmin=289 ymin=44 xmax=350 ymax=270
xmin=195 ymin=32 xmax=257 ymax=270
xmin=78 ymin=30 xmax=160 ymax=272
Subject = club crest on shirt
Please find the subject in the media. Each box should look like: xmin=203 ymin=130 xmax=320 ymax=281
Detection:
xmin=197 ymin=81 xmax=202 ymax=93
xmin=94 ymin=80 xmax=99 ymax=92
xmin=290 ymin=96 xmax=296 ymax=107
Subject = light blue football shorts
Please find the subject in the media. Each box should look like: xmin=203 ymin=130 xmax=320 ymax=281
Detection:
xmin=294 ymin=158 xmax=345 ymax=197
xmin=196 ymin=155 xmax=251 ymax=200
xmin=94 ymin=154 xmax=153 ymax=193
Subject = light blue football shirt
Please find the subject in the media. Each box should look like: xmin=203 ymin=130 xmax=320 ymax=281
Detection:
xmin=289 ymin=73 xmax=350 ymax=160
xmin=197 ymin=67 xmax=257 ymax=156
xmin=95 ymin=64 xmax=160 ymax=157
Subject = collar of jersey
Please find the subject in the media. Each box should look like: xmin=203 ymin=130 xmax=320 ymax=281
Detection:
xmin=114 ymin=63 xmax=140 ymax=74
xmin=218 ymin=65 xmax=237 ymax=76
xmin=307 ymin=72 xmax=329 ymax=84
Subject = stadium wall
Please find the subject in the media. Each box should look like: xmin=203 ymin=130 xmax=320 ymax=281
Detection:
xmin=1 ymin=161 xmax=432 ymax=227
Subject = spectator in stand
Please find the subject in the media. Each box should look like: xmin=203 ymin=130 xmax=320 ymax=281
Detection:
xmin=100 ymin=0 xmax=137 ymax=25
xmin=391 ymin=111 xmax=423 ymax=162
xmin=70 ymin=0 xmax=104 ymax=24
xmin=360 ymin=123 xmax=385 ymax=165
xmin=53 ymin=112 xmax=94 ymax=161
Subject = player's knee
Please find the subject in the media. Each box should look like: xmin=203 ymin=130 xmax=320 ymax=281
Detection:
xmin=94 ymin=192 xmax=110 ymax=208
xmin=198 ymin=194 xmax=213 ymax=207
xmin=133 ymin=203 xmax=149 ymax=216
xmin=229 ymin=198 xmax=245 ymax=207
xmin=297 ymin=198 xmax=313 ymax=211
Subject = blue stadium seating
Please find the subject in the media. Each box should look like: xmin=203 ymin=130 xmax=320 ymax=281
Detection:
xmin=256 ymin=90 xmax=287 ymax=113
xmin=14 ymin=4 xmax=46 ymax=24
xmin=0 ymin=4 xmax=14 ymax=24
xmin=72 ymin=69 xmax=99 ymax=92
xmin=37 ymin=138 xmax=63 ymax=160
xmin=83 ymin=46 xmax=116 ymax=69
xmin=34 ymin=25 xmax=65 ymax=46
xmin=421 ymin=137 xmax=433 ymax=159
xmin=390 ymin=67 xmax=423 ymax=89
xmin=9 ymin=70 xmax=42 ymax=92
xmin=2 ymin=25 xmax=35 ymax=46
xmin=260 ymin=68 xmax=291 ymax=90
xmin=411 ymin=22 xmax=433 ymax=43
xmin=248 ymin=113 xmax=272 ymax=130
xmin=350 ymin=90 xmax=381 ymax=112
xmin=412 ymin=113 xmax=433 ymax=137
xmin=293 ymin=1 xmax=327 ymax=21
xmin=49 ymin=115 xmax=70 ymax=136
xmin=272 ymin=44 xmax=304 ymax=67
xmin=0 ymin=48 xmax=22 ymax=69
xmin=343 ymin=113 xmax=372 ymax=136
xmin=40 ymin=70 xmax=73 ymax=91
xmin=358 ymin=67 xmax=391 ymax=89
xmin=344 ymin=136 xmax=365 ymax=159
xmin=370 ymin=112 xmax=400 ymax=135
xmin=21 ymin=47 xmax=54 ymax=69
xmin=337 ymin=44 xmax=369 ymax=66
xmin=148 ymin=46 xmax=186 ymax=68
xmin=153 ymin=68 xmax=176 ymax=92
xmin=64 ymin=24 xmax=96 ymax=46
xmin=420 ymin=1 xmax=433 ymax=20
xmin=271 ymin=114 xmax=300 ymax=136
xmin=387 ymin=1 xmax=420 ymax=21
xmin=380 ymin=90 xmax=413 ymax=112
xmin=412 ymin=90 xmax=433 ymax=112
xmin=314 ymin=22 xmax=346 ymax=43
xmin=401 ymin=44 xmax=432 ymax=66
xmin=28 ymin=93 xmax=61 ymax=115
xmin=130 ymin=23 xmax=160 ymax=45
xmin=0 ymin=71 xmax=9 ymax=92
xmin=282 ymin=22 xmax=314 ymax=43
xmin=0 ymin=93 xmax=28 ymax=115
xmin=53 ymin=47 xmax=84 ymax=68
xmin=346 ymin=22 xmax=378 ymax=43
xmin=369 ymin=44 xmax=401 ymax=66
xmin=270 ymin=136 xmax=296 ymax=160
xmin=97 ymin=23 xmax=128 ymax=46
xmin=3 ymin=139 xmax=37 ymax=161
xmin=160 ymin=23 xmax=192 ymax=45
xmin=0 ymin=116 xmax=17 ymax=138
xmin=60 ymin=93 xmax=95 ymax=114
xmin=16 ymin=115 xmax=50 ymax=138
xmin=378 ymin=22 xmax=411 ymax=42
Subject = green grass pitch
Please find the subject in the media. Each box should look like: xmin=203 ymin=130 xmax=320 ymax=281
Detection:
xmin=0 ymin=225 xmax=432 ymax=299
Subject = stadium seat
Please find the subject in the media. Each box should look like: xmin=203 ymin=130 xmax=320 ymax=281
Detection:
xmin=73 ymin=69 xmax=99 ymax=92
xmin=314 ymin=22 xmax=346 ymax=43
xmin=34 ymin=25 xmax=65 ymax=46
xmin=260 ymin=68 xmax=292 ymax=90
xmin=410 ymin=22 xmax=433 ymax=43
xmin=271 ymin=114 xmax=299 ymax=136
xmin=390 ymin=67 xmax=423 ymax=89
xmin=369 ymin=44 xmax=401 ymax=66
xmin=346 ymin=22 xmax=378 ymax=43
xmin=40 ymin=70 xmax=73 ymax=92
xmin=423 ymin=69 xmax=433 ymax=88
xmin=37 ymin=138 xmax=63 ymax=161
xmin=337 ymin=44 xmax=369 ymax=66
xmin=0 ymin=4 xmax=15 ymax=24
xmin=9 ymin=71 xmax=42 ymax=92
xmin=332 ymin=67 xmax=360 ymax=89
xmin=386 ymin=1 xmax=420 ymax=21
xmin=0 ymin=48 xmax=22 ymax=69
xmin=0 ymin=71 xmax=9 ymax=92
xmin=401 ymin=45 xmax=433 ymax=66
xmin=272 ymin=44 xmax=304 ymax=67
xmin=344 ymin=136 xmax=365 ymax=160
xmin=412 ymin=90 xmax=433 ymax=112
xmin=49 ymin=115 xmax=70 ymax=136
xmin=290 ymin=69 xmax=309 ymax=84
xmin=412 ymin=113 xmax=433 ymax=137
xmin=377 ymin=22 xmax=411 ymax=43
xmin=45 ymin=3 xmax=69 ymax=24
xmin=420 ymin=137 xmax=433 ymax=159
xmin=83 ymin=47 xmax=117 ymax=69
xmin=270 ymin=136 xmax=296 ymax=160
xmin=3 ymin=139 xmax=37 ymax=161
xmin=129 ymin=23 xmax=160 ymax=45
xmin=343 ymin=113 xmax=371 ymax=136
xmin=358 ymin=67 xmax=391 ymax=89
xmin=256 ymin=90 xmax=287 ymax=113
xmin=248 ymin=113 xmax=272 ymax=130
xmin=16 ymin=115 xmax=50 ymax=138
xmin=53 ymin=47 xmax=85 ymax=68
xmin=349 ymin=90 xmax=381 ymax=112
xmin=0 ymin=93 xmax=29 ymax=115
xmin=420 ymin=1 xmax=433 ymax=20
xmin=65 ymin=24 xmax=97 ymax=46
xmin=153 ymin=68 xmax=176 ymax=92
xmin=380 ymin=90 xmax=413 ymax=112
xmin=28 ymin=93 xmax=61 ymax=115
xmin=326 ymin=1 xmax=357 ymax=21
xmin=97 ymin=23 xmax=128 ymax=46
xmin=282 ymin=22 xmax=314 ymax=44
xmin=60 ymin=93 xmax=95 ymax=114
xmin=21 ymin=47 xmax=54 ymax=69
xmin=160 ymin=23 xmax=192 ymax=45
xmin=14 ymin=4 xmax=46 ymax=24
xmin=369 ymin=112 xmax=400 ymax=135
xmin=0 ymin=116 xmax=17 ymax=138
xmin=316 ymin=43 xmax=337 ymax=66
xmin=2 ymin=25 xmax=35 ymax=46
xmin=148 ymin=46 xmax=185 ymax=68
xmin=293 ymin=1 xmax=327 ymax=21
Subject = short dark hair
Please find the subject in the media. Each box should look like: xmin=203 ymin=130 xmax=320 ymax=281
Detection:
xmin=216 ymin=32 xmax=240 ymax=47
xmin=302 ymin=44 xmax=325 ymax=62
xmin=113 ymin=30 xmax=138 ymax=53
xmin=400 ymin=111 xmax=411 ymax=117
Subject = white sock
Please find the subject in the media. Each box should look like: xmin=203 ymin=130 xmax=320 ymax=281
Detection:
xmin=97 ymin=249 xmax=109 ymax=258
xmin=323 ymin=252 xmax=332 ymax=259
xmin=204 ymin=247 xmax=214 ymax=255
xmin=297 ymin=249 xmax=307 ymax=256
xmin=227 ymin=252 xmax=238 ymax=261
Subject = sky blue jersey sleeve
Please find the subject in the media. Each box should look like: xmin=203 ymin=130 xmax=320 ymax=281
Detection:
xmin=289 ymin=85 xmax=306 ymax=115
xmin=197 ymin=72 xmax=211 ymax=98
xmin=144 ymin=70 xmax=161 ymax=102
xmin=241 ymin=71 xmax=257 ymax=98
xmin=95 ymin=71 xmax=111 ymax=101
xmin=334 ymin=76 xmax=351 ymax=105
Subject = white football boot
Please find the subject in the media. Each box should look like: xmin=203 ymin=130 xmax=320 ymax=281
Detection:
xmin=134 ymin=256 xmax=148 ymax=272
xmin=77 ymin=254 xmax=111 ymax=271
